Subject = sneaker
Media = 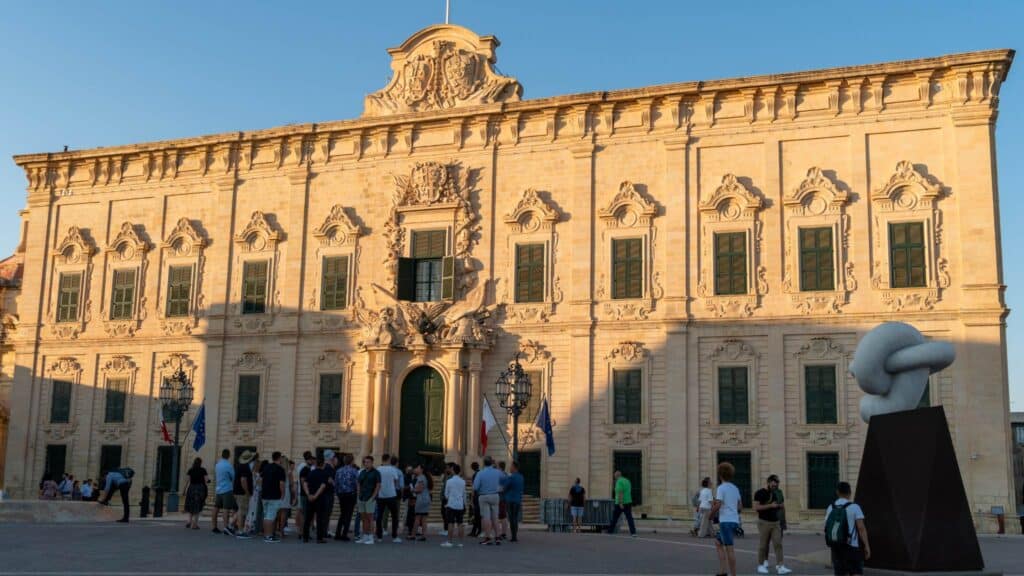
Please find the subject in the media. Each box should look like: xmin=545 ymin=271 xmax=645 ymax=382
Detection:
xmin=777 ymin=566 xmax=793 ymax=575
xmin=480 ymin=538 xmax=493 ymax=545
xmin=212 ymin=528 xmax=222 ymax=534
xmin=225 ymin=526 xmax=237 ymax=537
xmin=363 ymin=538 xmax=375 ymax=545
xmin=631 ymin=534 xmax=638 ymax=538
xmin=440 ymin=530 xmax=448 ymax=536
xmin=236 ymin=532 xmax=252 ymax=540
xmin=392 ymin=537 xmax=403 ymax=543
xmin=441 ymin=541 xmax=454 ymax=548
xmin=758 ymin=565 xmax=770 ymax=575
xmin=263 ymin=536 xmax=280 ymax=543
xmin=457 ymin=543 xmax=464 ymax=548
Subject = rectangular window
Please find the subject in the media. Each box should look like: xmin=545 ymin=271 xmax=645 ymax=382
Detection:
xmin=165 ymin=265 xmax=192 ymax=318
xmin=717 ymin=451 xmax=752 ymax=508
xmin=321 ymin=256 xmax=349 ymax=310
xmin=613 ymin=369 xmax=642 ymax=424
xmin=889 ymin=222 xmax=927 ymax=288
xmin=805 ymin=365 xmax=838 ymax=424
xmin=236 ymin=374 xmax=260 ymax=423
xmin=613 ymin=451 xmax=643 ymax=506
xmin=411 ymin=230 xmax=447 ymax=302
xmin=104 ymin=377 xmax=128 ymax=423
xmin=519 ymin=451 xmax=542 ymax=497
xmin=109 ymin=269 xmax=136 ymax=320
xmin=50 ymin=379 xmax=72 ymax=424
xmin=515 ymin=244 xmax=545 ymax=303
xmin=318 ymin=373 xmax=343 ymax=423
xmin=57 ymin=272 xmax=82 ymax=323
xmin=521 ymin=371 xmax=543 ymax=423
xmin=799 ymin=227 xmax=835 ymax=291
xmin=611 ymin=238 xmax=643 ymax=299
xmin=714 ymin=232 xmax=747 ymax=295
xmin=807 ymin=452 xmax=840 ymax=510
xmin=718 ymin=366 xmax=749 ymax=425
xmin=241 ymin=260 xmax=268 ymax=314
xmin=99 ymin=445 xmax=122 ymax=479
xmin=44 ymin=445 xmax=67 ymax=480
xmin=154 ymin=445 xmax=176 ymax=491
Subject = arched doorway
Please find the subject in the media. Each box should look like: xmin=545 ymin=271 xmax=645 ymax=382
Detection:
xmin=398 ymin=366 xmax=445 ymax=473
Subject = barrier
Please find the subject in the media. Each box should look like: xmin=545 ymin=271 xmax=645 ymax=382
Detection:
xmin=542 ymin=498 xmax=615 ymax=532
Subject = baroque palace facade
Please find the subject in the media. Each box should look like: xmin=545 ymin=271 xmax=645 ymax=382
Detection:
xmin=2 ymin=25 xmax=1017 ymax=530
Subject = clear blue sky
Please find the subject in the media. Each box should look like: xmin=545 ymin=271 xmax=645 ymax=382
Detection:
xmin=1 ymin=1 xmax=1021 ymax=408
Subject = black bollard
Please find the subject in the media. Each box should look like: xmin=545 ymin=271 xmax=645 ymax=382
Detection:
xmin=140 ymin=486 xmax=151 ymax=518
xmin=154 ymin=487 xmax=164 ymax=518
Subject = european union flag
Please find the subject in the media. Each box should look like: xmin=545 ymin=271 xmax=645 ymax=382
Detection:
xmin=534 ymin=397 xmax=555 ymax=456
xmin=191 ymin=403 xmax=206 ymax=452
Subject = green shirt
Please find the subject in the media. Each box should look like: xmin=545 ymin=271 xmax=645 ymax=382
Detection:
xmin=614 ymin=477 xmax=632 ymax=505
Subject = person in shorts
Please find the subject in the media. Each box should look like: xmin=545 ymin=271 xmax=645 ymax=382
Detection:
xmin=712 ymin=462 xmax=743 ymax=576
xmin=569 ymin=478 xmax=586 ymax=533
xmin=825 ymin=482 xmax=871 ymax=576
xmin=442 ymin=463 xmax=466 ymax=548
xmin=356 ymin=456 xmax=381 ymax=544
xmin=472 ymin=456 xmax=503 ymax=545
xmin=260 ymin=451 xmax=287 ymax=543
xmin=233 ymin=450 xmax=255 ymax=538
xmin=213 ymin=449 xmax=237 ymax=535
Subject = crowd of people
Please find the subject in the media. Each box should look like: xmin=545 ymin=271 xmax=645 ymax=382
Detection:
xmin=38 ymin=472 xmax=98 ymax=502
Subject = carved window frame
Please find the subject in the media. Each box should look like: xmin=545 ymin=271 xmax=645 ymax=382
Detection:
xmin=782 ymin=168 xmax=854 ymax=315
xmin=870 ymin=161 xmax=949 ymax=311
xmin=709 ymin=339 xmax=759 ymax=428
xmin=604 ymin=342 xmax=652 ymax=435
xmin=311 ymin=350 xmax=355 ymax=436
xmin=158 ymin=218 xmax=206 ymax=336
xmin=97 ymin=355 xmax=138 ymax=440
xmin=232 ymin=211 xmax=282 ymax=317
xmin=309 ymin=205 xmax=361 ymax=313
xmin=792 ymin=337 xmax=851 ymax=428
xmin=47 ymin=226 xmax=96 ymax=339
xmin=42 ymin=356 xmax=83 ymax=437
xmin=503 ymin=188 xmax=562 ymax=323
xmin=101 ymin=222 xmax=150 ymax=337
xmin=698 ymin=174 xmax=767 ymax=318
xmin=597 ymin=181 xmax=660 ymax=321
xmin=230 ymin=352 xmax=270 ymax=428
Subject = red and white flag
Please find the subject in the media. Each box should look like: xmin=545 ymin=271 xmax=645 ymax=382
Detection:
xmin=481 ymin=396 xmax=497 ymax=454
xmin=158 ymin=403 xmax=172 ymax=444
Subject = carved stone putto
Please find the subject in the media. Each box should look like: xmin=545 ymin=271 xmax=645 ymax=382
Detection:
xmin=364 ymin=25 xmax=522 ymax=117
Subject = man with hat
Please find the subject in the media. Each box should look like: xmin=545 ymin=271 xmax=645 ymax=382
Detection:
xmin=233 ymin=449 xmax=256 ymax=538
xmin=753 ymin=474 xmax=792 ymax=575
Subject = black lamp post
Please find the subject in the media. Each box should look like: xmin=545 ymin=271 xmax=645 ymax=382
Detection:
xmin=159 ymin=365 xmax=193 ymax=513
xmin=495 ymin=352 xmax=532 ymax=463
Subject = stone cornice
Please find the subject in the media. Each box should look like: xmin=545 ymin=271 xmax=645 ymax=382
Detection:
xmin=13 ymin=49 xmax=1013 ymax=191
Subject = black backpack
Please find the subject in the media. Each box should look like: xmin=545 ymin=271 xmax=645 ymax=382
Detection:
xmin=824 ymin=502 xmax=851 ymax=548
xmin=117 ymin=467 xmax=135 ymax=480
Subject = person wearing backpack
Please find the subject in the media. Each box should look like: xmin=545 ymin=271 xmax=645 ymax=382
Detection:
xmin=97 ymin=467 xmax=134 ymax=523
xmin=824 ymin=481 xmax=871 ymax=576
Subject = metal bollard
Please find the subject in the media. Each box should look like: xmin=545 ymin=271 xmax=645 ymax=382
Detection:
xmin=154 ymin=487 xmax=164 ymax=518
xmin=140 ymin=486 xmax=151 ymax=518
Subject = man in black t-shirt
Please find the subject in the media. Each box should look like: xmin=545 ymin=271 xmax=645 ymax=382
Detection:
xmin=753 ymin=475 xmax=791 ymax=574
xmin=260 ymin=452 xmax=287 ymax=543
xmin=233 ymin=450 xmax=255 ymax=537
xmin=303 ymin=455 xmax=333 ymax=543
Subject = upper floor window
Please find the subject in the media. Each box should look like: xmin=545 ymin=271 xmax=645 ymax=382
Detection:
xmin=104 ymin=377 xmax=128 ymax=423
xmin=515 ymin=244 xmax=545 ymax=303
xmin=611 ymin=238 xmax=643 ymax=300
xmin=318 ymin=373 xmax=343 ymax=423
xmin=714 ymin=232 xmax=747 ymax=296
xmin=50 ymin=379 xmax=72 ymax=424
xmin=57 ymin=273 xmax=82 ymax=323
xmin=237 ymin=374 xmax=261 ymax=423
xmin=165 ymin=265 xmax=192 ymax=318
xmin=242 ymin=260 xmax=269 ymax=314
xmin=398 ymin=230 xmax=453 ymax=302
xmin=321 ymin=256 xmax=349 ymax=310
xmin=718 ymin=366 xmax=749 ymax=425
xmin=613 ymin=368 xmax=642 ymax=424
xmin=799 ymin=227 xmax=834 ymax=292
xmin=109 ymin=269 xmax=137 ymax=320
xmin=889 ymin=222 xmax=926 ymax=288
xmin=805 ymin=365 xmax=837 ymax=424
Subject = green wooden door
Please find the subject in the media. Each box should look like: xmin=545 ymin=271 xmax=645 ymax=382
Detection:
xmin=519 ymin=451 xmax=541 ymax=497
xmin=399 ymin=367 xmax=445 ymax=469
xmin=717 ymin=451 xmax=752 ymax=508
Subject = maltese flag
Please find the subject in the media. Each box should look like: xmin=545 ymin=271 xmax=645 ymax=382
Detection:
xmin=481 ymin=396 xmax=497 ymax=455
xmin=158 ymin=403 xmax=172 ymax=444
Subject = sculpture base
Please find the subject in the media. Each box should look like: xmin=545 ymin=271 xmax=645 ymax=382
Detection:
xmin=855 ymin=406 xmax=984 ymax=572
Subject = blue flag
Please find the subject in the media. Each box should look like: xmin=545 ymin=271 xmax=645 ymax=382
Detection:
xmin=534 ymin=397 xmax=555 ymax=456
xmin=191 ymin=403 xmax=206 ymax=452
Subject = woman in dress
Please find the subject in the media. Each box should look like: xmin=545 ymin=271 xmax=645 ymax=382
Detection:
xmin=412 ymin=464 xmax=432 ymax=541
xmin=183 ymin=457 xmax=208 ymax=530
xmin=245 ymin=460 xmax=263 ymax=535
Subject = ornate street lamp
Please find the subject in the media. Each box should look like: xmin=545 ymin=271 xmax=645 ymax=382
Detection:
xmin=159 ymin=365 xmax=193 ymax=513
xmin=495 ymin=352 xmax=532 ymax=463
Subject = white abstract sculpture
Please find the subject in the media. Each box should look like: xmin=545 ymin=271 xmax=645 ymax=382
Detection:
xmin=849 ymin=322 xmax=955 ymax=423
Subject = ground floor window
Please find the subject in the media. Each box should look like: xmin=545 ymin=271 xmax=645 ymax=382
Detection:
xmin=807 ymin=452 xmax=840 ymax=510
xmin=99 ymin=445 xmax=122 ymax=479
xmin=44 ymin=444 xmax=67 ymax=480
xmin=717 ymin=451 xmax=752 ymax=508
xmin=154 ymin=445 xmax=177 ymax=491
xmin=613 ymin=451 xmax=643 ymax=506
xmin=519 ymin=451 xmax=541 ymax=497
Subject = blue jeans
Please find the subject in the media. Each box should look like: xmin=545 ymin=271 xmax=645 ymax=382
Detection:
xmin=608 ymin=504 xmax=636 ymax=535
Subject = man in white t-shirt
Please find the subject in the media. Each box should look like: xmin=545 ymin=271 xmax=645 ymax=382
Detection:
xmin=375 ymin=455 xmax=403 ymax=543
xmin=442 ymin=463 xmax=467 ymax=548
xmin=824 ymin=481 xmax=871 ymax=576
xmin=711 ymin=462 xmax=743 ymax=576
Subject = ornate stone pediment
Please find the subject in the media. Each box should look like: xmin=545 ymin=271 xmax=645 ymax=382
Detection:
xmin=313 ymin=205 xmax=362 ymax=247
xmin=234 ymin=211 xmax=281 ymax=252
xmin=364 ymin=25 xmax=522 ymax=117
xmin=784 ymin=167 xmax=850 ymax=213
xmin=871 ymin=160 xmax=943 ymax=207
xmin=53 ymin=226 xmax=95 ymax=264
xmin=393 ymin=161 xmax=465 ymax=207
xmin=699 ymin=174 xmax=764 ymax=220
xmin=504 ymin=188 xmax=559 ymax=233
xmin=162 ymin=218 xmax=206 ymax=257
xmin=598 ymin=181 xmax=658 ymax=227
xmin=106 ymin=222 xmax=149 ymax=261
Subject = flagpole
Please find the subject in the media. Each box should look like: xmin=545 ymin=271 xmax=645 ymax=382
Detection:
xmin=445 ymin=0 xmax=450 ymax=24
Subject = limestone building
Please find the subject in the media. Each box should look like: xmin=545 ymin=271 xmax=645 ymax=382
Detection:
xmin=2 ymin=25 xmax=1016 ymax=531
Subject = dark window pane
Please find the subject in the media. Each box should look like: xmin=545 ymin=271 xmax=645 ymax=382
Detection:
xmin=889 ymin=222 xmax=927 ymax=288
xmin=237 ymin=375 xmax=260 ymax=423
xmin=613 ymin=369 xmax=642 ymax=424
xmin=799 ymin=227 xmax=834 ymax=291
xmin=411 ymin=231 xmax=446 ymax=302
xmin=50 ymin=379 xmax=72 ymax=424
xmin=166 ymin=265 xmax=192 ymax=317
xmin=44 ymin=445 xmax=67 ymax=479
xmin=242 ymin=261 xmax=268 ymax=314
xmin=104 ymin=377 xmax=128 ymax=423
xmin=321 ymin=256 xmax=349 ymax=310
xmin=110 ymin=269 xmax=136 ymax=320
xmin=805 ymin=365 xmax=837 ymax=424
xmin=99 ymin=445 xmax=122 ymax=479
xmin=318 ymin=373 xmax=343 ymax=423
xmin=611 ymin=238 xmax=643 ymax=299
xmin=57 ymin=273 xmax=82 ymax=322
xmin=613 ymin=451 xmax=643 ymax=505
xmin=717 ymin=451 xmax=752 ymax=508
xmin=521 ymin=371 xmax=543 ymax=423
xmin=718 ymin=366 xmax=749 ymax=425
xmin=807 ymin=452 xmax=840 ymax=509
xmin=515 ymin=244 xmax=545 ymax=303
xmin=714 ymin=232 xmax=746 ymax=295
